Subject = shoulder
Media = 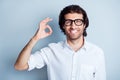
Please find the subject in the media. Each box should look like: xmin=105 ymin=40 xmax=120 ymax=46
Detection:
xmin=86 ymin=41 xmax=102 ymax=50
xmin=85 ymin=41 xmax=104 ymax=55
xmin=41 ymin=41 xmax=64 ymax=51
xmin=48 ymin=41 xmax=64 ymax=48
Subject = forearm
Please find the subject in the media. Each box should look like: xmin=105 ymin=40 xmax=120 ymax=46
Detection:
xmin=14 ymin=18 xmax=52 ymax=70
xmin=14 ymin=37 xmax=39 ymax=70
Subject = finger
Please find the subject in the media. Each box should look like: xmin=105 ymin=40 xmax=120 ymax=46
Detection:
xmin=42 ymin=17 xmax=52 ymax=24
xmin=39 ymin=18 xmax=52 ymax=29
xmin=46 ymin=25 xmax=53 ymax=35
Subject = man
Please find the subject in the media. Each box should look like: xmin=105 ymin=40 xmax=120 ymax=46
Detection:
xmin=14 ymin=5 xmax=106 ymax=80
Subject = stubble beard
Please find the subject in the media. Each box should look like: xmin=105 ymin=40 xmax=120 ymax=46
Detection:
xmin=66 ymin=30 xmax=84 ymax=41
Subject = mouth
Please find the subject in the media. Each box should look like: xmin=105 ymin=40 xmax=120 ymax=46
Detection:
xmin=70 ymin=29 xmax=78 ymax=34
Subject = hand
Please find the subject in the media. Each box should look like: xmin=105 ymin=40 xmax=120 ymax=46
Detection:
xmin=33 ymin=17 xmax=53 ymax=41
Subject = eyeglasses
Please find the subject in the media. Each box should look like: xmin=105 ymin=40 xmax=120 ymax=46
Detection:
xmin=64 ymin=19 xmax=84 ymax=26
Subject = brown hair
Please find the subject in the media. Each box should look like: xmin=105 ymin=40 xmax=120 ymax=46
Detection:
xmin=59 ymin=5 xmax=89 ymax=37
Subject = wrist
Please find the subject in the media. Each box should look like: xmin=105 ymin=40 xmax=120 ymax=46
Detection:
xmin=31 ymin=36 xmax=39 ymax=44
xmin=32 ymin=36 xmax=40 ymax=41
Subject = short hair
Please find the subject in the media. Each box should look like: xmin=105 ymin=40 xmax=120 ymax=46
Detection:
xmin=59 ymin=5 xmax=89 ymax=37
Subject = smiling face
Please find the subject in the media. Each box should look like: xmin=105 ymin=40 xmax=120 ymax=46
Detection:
xmin=64 ymin=13 xmax=85 ymax=40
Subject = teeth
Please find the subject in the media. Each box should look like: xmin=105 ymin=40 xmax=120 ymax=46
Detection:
xmin=71 ymin=30 xmax=77 ymax=34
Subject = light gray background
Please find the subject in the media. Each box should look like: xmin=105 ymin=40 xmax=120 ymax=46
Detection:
xmin=0 ymin=0 xmax=120 ymax=80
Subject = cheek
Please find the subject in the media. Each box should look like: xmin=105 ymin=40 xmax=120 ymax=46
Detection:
xmin=64 ymin=27 xmax=68 ymax=31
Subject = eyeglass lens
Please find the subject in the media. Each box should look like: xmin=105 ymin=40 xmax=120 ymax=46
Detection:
xmin=64 ymin=19 xmax=83 ymax=26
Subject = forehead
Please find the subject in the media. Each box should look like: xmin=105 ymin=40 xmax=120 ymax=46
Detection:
xmin=64 ymin=13 xmax=83 ymax=20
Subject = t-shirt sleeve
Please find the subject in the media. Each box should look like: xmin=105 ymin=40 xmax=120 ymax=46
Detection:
xmin=28 ymin=51 xmax=46 ymax=71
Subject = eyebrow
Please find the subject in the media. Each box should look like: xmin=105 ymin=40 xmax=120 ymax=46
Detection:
xmin=65 ymin=19 xmax=83 ymax=20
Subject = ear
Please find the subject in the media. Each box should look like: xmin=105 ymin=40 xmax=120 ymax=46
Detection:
xmin=83 ymin=24 xmax=86 ymax=29
xmin=63 ymin=26 xmax=65 ymax=29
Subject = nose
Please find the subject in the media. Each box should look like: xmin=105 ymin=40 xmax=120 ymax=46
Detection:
xmin=71 ymin=22 xmax=77 ymax=29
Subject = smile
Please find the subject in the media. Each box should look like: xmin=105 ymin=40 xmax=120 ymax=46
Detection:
xmin=70 ymin=29 xmax=78 ymax=34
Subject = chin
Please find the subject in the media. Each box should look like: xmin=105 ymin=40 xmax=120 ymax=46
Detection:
xmin=68 ymin=35 xmax=82 ymax=40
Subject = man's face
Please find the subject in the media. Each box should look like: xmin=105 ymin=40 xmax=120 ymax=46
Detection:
xmin=64 ymin=13 xmax=85 ymax=40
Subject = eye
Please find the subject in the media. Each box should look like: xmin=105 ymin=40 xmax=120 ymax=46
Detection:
xmin=75 ymin=19 xmax=82 ymax=23
xmin=64 ymin=20 xmax=72 ymax=26
xmin=74 ymin=19 xmax=83 ymax=26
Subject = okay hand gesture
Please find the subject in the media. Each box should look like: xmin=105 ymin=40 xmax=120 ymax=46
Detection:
xmin=33 ymin=17 xmax=53 ymax=41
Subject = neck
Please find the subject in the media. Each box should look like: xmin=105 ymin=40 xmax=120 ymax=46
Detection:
xmin=67 ymin=36 xmax=84 ymax=52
